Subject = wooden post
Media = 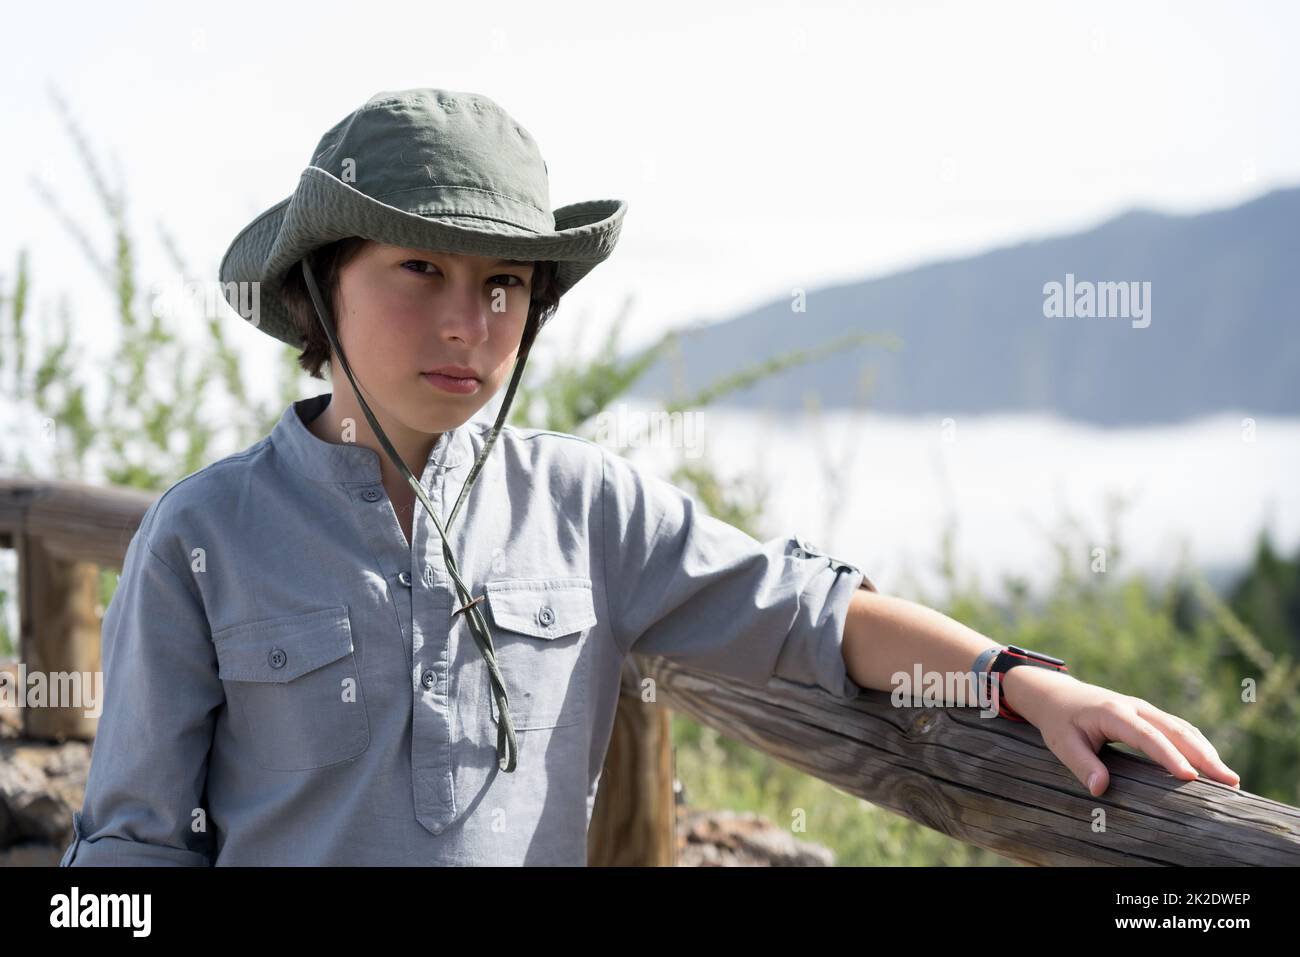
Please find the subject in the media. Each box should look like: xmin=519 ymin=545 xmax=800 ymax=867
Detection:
xmin=587 ymin=658 xmax=675 ymax=866
xmin=14 ymin=534 xmax=102 ymax=741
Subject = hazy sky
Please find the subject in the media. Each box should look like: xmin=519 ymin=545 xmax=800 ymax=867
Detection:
xmin=3 ymin=0 xmax=1298 ymax=390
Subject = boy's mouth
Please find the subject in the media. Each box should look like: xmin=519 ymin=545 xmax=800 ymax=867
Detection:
xmin=421 ymin=370 xmax=481 ymax=394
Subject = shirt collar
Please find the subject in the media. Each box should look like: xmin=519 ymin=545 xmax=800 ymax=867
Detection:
xmin=271 ymin=392 xmax=472 ymax=484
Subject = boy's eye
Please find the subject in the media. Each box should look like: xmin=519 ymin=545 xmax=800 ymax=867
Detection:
xmin=401 ymin=260 xmax=528 ymax=287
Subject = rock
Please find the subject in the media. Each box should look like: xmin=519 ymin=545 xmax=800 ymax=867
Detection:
xmin=0 ymin=715 xmax=88 ymax=862
xmin=0 ymin=842 xmax=64 ymax=867
xmin=675 ymin=808 xmax=835 ymax=866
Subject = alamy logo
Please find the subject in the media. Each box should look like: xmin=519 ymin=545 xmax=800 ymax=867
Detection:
xmin=1042 ymin=273 xmax=1151 ymax=328
xmin=0 ymin=666 xmax=102 ymax=718
xmin=49 ymin=887 xmax=151 ymax=937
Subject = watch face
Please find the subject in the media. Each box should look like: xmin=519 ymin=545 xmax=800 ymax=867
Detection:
xmin=1006 ymin=645 xmax=1067 ymax=668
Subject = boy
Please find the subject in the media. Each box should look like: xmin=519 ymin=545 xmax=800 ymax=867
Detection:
xmin=60 ymin=88 xmax=1237 ymax=867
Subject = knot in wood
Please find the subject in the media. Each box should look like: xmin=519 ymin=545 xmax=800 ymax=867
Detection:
xmin=909 ymin=711 xmax=939 ymax=736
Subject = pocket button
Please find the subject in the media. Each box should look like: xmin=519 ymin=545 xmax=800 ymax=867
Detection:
xmin=268 ymin=648 xmax=287 ymax=670
xmin=538 ymin=605 xmax=555 ymax=627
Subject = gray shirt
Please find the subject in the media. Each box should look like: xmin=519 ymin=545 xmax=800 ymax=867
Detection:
xmin=59 ymin=392 xmax=876 ymax=866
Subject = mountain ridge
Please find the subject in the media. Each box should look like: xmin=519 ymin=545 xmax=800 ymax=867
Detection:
xmin=628 ymin=185 xmax=1300 ymax=426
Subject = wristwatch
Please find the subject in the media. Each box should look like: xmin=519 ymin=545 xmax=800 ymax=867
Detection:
xmin=971 ymin=644 xmax=1069 ymax=722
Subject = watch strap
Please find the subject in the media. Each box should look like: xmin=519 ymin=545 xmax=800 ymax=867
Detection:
xmin=975 ymin=645 xmax=1069 ymax=722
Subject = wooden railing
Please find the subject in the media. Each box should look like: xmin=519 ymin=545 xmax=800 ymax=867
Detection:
xmin=0 ymin=478 xmax=156 ymax=742
xmin=611 ymin=657 xmax=1300 ymax=865
xmin=5 ymin=477 xmax=1299 ymax=866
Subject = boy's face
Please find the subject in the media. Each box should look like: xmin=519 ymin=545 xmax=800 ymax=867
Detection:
xmin=331 ymin=241 xmax=534 ymax=434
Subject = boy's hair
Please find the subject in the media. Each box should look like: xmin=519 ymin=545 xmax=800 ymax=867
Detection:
xmin=276 ymin=237 xmax=563 ymax=380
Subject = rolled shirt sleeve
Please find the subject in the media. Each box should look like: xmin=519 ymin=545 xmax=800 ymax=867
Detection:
xmin=60 ymin=506 xmax=223 ymax=866
xmin=600 ymin=445 xmax=878 ymax=701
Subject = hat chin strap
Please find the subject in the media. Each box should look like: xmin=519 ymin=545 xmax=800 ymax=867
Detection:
xmin=301 ymin=257 xmax=538 ymax=773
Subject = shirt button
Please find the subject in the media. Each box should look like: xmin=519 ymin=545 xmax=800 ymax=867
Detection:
xmin=421 ymin=669 xmax=436 ymax=689
xmin=397 ymin=571 xmax=412 ymax=587
xmin=268 ymin=648 xmax=287 ymax=670
xmin=538 ymin=605 xmax=555 ymax=627
xmin=422 ymin=565 xmax=435 ymax=586
xmin=362 ymin=487 xmax=382 ymax=502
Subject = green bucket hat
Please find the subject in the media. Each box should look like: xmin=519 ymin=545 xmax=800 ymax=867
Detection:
xmin=217 ymin=87 xmax=628 ymax=774
xmin=219 ymin=86 xmax=626 ymax=348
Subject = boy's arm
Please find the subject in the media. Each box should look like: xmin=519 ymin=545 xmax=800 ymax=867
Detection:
xmin=60 ymin=518 xmax=222 ymax=866
xmin=840 ymin=588 xmax=1001 ymax=700
xmin=840 ymin=589 xmax=1240 ymax=796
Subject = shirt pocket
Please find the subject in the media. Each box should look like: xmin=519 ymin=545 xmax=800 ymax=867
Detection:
xmin=212 ymin=606 xmax=371 ymax=771
xmin=483 ymin=578 xmax=596 ymax=731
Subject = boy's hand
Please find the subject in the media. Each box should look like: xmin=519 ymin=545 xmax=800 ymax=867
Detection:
xmin=997 ymin=666 xmax=1242 ymax=797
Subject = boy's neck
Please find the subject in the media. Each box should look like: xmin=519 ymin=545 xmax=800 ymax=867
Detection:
xmin=307 ymin=391 xmax=441 ymax=488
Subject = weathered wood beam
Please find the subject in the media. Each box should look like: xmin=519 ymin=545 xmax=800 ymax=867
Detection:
xmin=638 ymin=655 xmax=1300 ymax=866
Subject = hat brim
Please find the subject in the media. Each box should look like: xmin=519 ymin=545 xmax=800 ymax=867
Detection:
xmin=219 ymin=165 xmax=626 ymax=348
